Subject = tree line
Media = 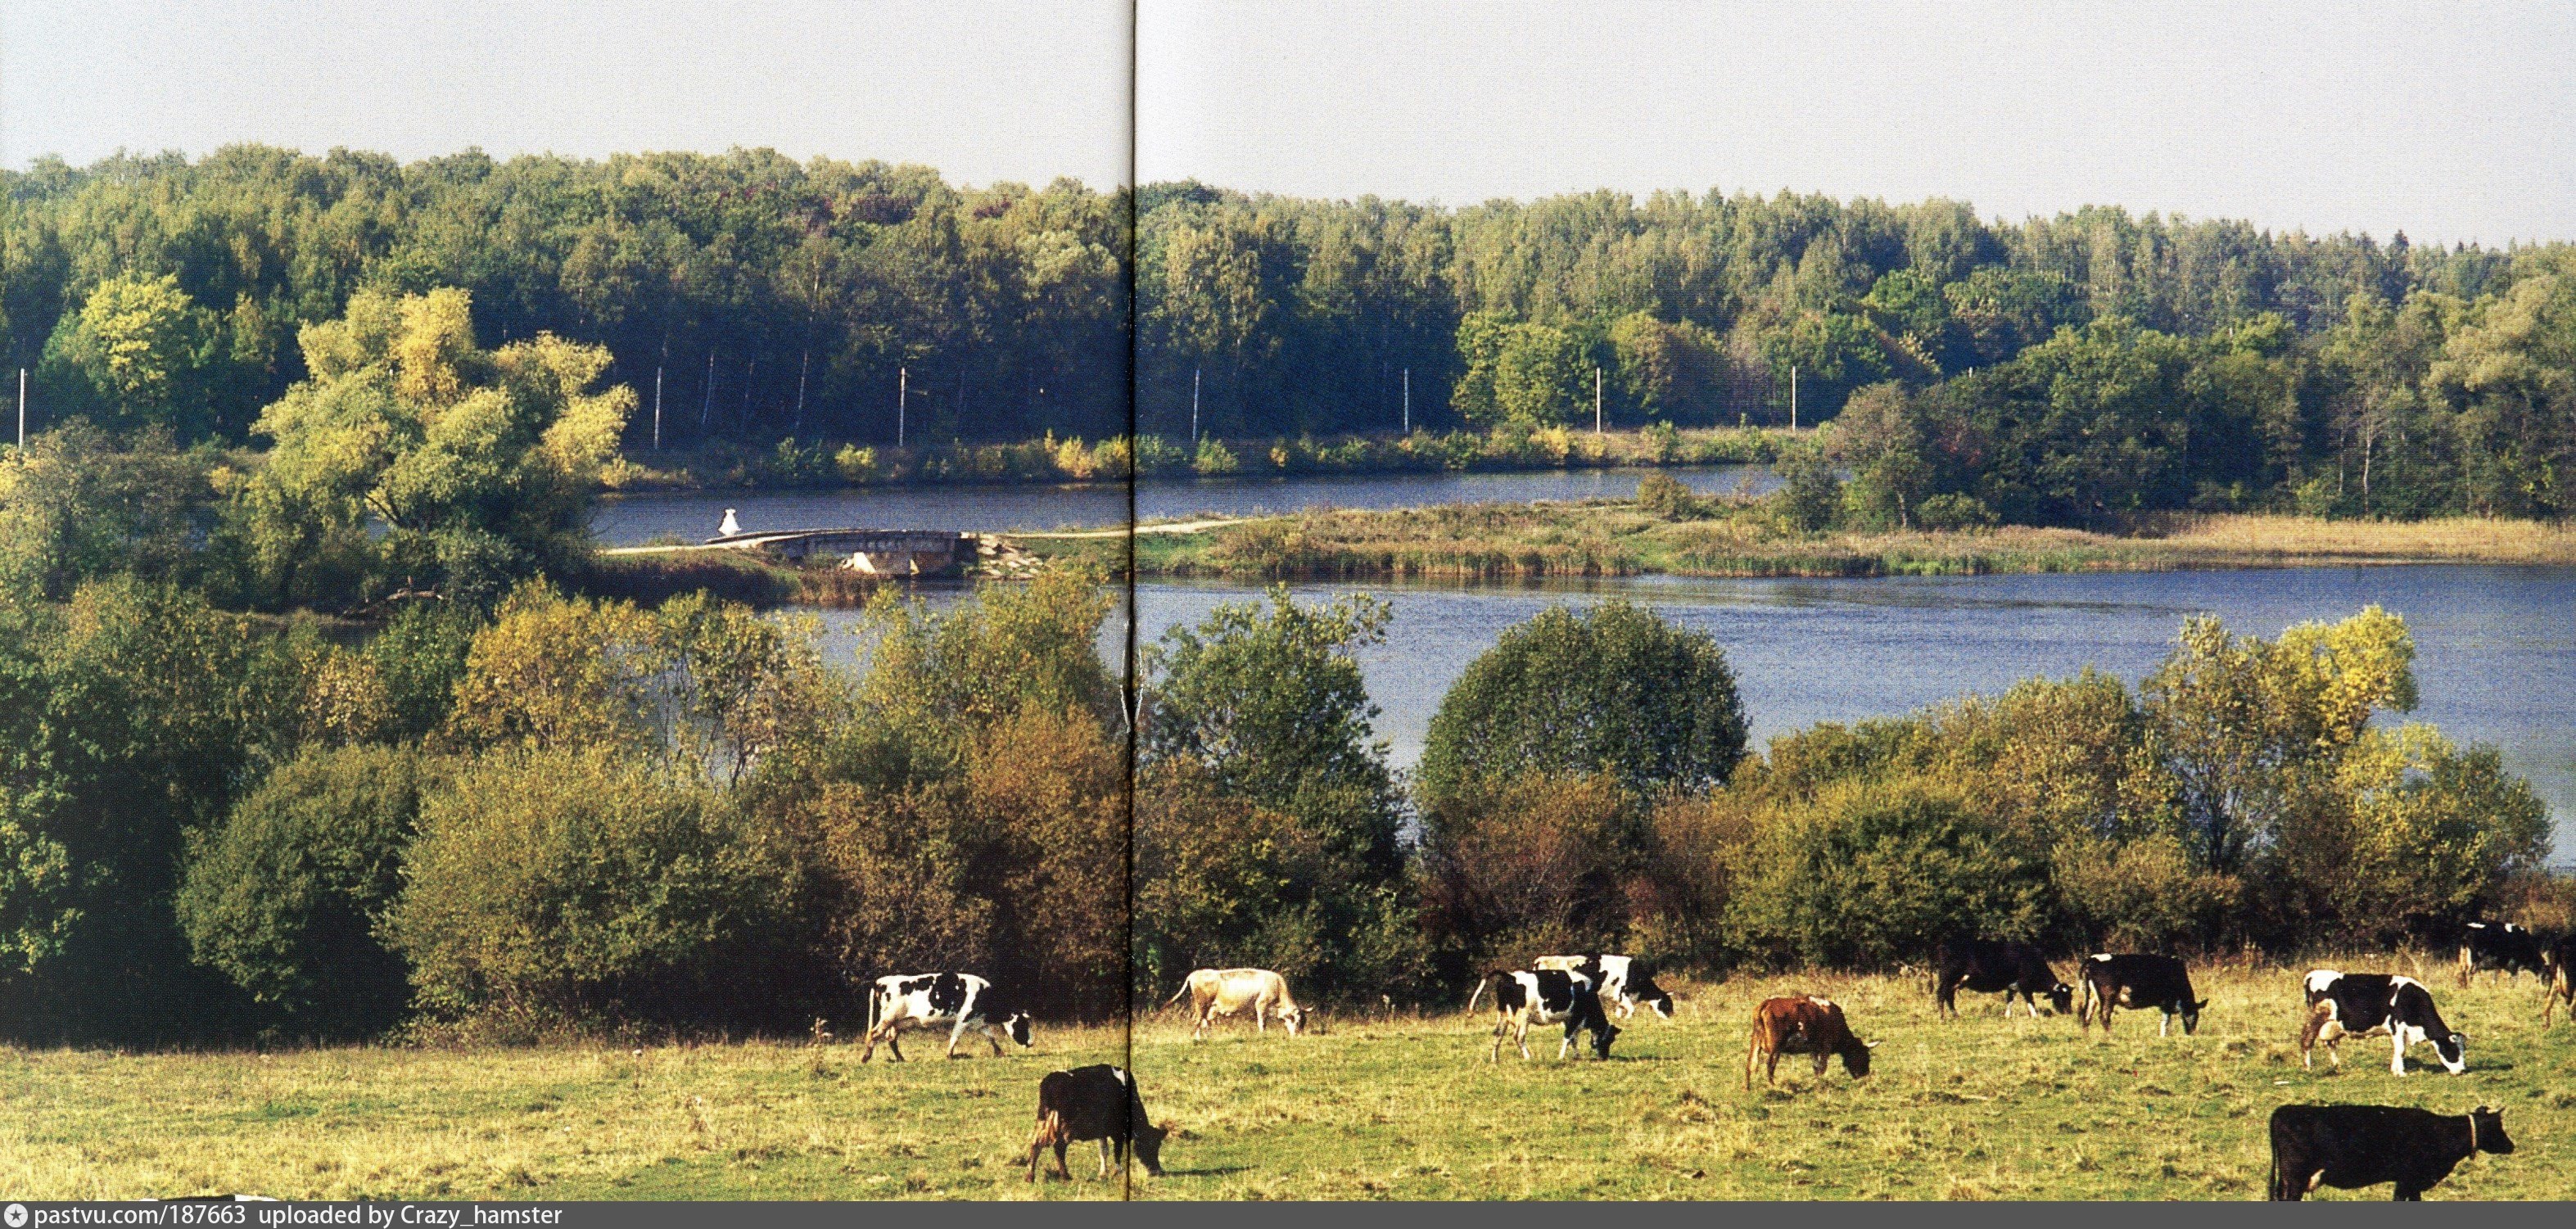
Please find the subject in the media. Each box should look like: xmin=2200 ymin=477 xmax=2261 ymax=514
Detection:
xmin=0 ymin=551 xmax=2551 ymax=1044
xmin=9 ymin=147 xmax=2574 ymax=522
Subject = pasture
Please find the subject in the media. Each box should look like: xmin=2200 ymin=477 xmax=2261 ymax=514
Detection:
xmin=5 ymin=960 xmax=2572 ymax=1200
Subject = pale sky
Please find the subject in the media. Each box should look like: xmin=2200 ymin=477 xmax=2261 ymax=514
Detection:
xmin=7 ymin=2 xmax=2575 ymax=244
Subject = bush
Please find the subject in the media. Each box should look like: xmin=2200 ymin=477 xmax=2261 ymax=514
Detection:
xmin=386 ymin=746 xmax=793 ymax=1033
xmin=1914 ymin=492 xmax=1999 ymax=531
xmin=1770 ymin=443 xmax=1843 ymax=532
xmin=174 ymin=744 xmax=434 ymax=1034
xmin=1634 ymin=470 xmax=1702 ymax=520
xmin=1417 ymin=773 xmax=1640 ymax=977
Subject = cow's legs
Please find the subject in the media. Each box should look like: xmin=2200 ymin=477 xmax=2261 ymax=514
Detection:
xmin=879 ymin=1026 xmax=909 ymax=1063
xmin=1490 ymin=1013 xmax=1507 ymax=1062
xmin=2158 ymin=1010 xmax=2170 ymax=1037
xmin=1813 ymin=1053 xmax=1828 ymax=1078
xmin=1096 ymin=1138 xmax=1114 ymax=1180
xmin=1766 ymin=1052 xmax=1781 ymax=1084
xmin=1743 ymin=1035 xmax=1760 ymax=1089
xmin=2390 ymin=1032 xmax=2409 ymax=1076
xmin=1516 ymin=1018 xmax=1533 ymax=1061
xmin=945 ymin=1016 xmax=974 ymax=1059
xmin=987 ymin=1026 xmax=1006 ymax=1057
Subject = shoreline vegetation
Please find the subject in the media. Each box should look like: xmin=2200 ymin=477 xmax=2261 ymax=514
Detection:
xmin=592 ymin=424 xmax=1791 ymax=494
xmin=1029 ymin=506 xmax=2576 ymax=584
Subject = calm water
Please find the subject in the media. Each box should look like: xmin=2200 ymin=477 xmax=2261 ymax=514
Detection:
xmin=590 ymin=463 xmax=1774 ymax=544
xmin=815 ymin=564 xmax=2576 ymax=857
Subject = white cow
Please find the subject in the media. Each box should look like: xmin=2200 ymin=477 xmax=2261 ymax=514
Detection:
xmin=1166 ymin=968 xmax=1308 ymax=1039
xmin=860 ymin=972 xmax=1033 ymax=1061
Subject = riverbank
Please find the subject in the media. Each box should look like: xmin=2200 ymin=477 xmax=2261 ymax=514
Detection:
xmin=1031 ymin=505 xmax=2576 ymax=581
xmin=601 ymin=425 xmax=1793 ymax=493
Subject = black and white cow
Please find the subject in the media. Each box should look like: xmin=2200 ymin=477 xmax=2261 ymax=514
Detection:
xmin=859 ymin=972 xmax=1033 ymax=1062
xmin=2456 ymin=920 xmax=2549 ymax=987
xmin=2077 ymin=953 xmax=2208 ymax=1036
xmin=1530 ymin=954 xmax=1675 ymax=1019
xmin=1471 ymin=969 xmax=1619 ymax=1061
xmin=2299 ymin=970 xmax=2466 ymax=1076
xmin=2268 ymin=1104 xmax=2513 ymax=1200
xmin=1933 ymin=936 xmax=2074 ymax=1019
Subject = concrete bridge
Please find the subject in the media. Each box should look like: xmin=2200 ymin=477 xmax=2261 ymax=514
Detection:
xmin=702 ymin=527 xmax=970 ymax=575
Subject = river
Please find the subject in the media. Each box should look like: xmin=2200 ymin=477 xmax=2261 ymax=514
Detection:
xmin=590 ymin=463 xmax=1775 ymax=543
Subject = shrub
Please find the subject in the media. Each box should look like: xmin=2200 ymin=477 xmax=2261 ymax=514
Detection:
xmin=1634 ymin=470 xmax=1701 ymax=520
xmin=1193 ymin=438 xmax=1241 ymax=475
xmin=386 ymin=746 xmax=793 ymax=1032
xmin=174 ymin=744 xmax=434 ymax=1033
xmin=1914 ymin=492 xmax=1999 ymax=531
xmin=1417 ymin=773 xmax=1640 ymax=976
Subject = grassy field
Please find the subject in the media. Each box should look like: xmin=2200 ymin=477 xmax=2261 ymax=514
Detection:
xmin=1033 ymin=506 xmax=2576 ymax=582
xmin=7 ymin=960 xmax=2573 ymax=1201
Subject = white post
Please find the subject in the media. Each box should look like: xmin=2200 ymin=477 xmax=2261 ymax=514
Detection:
xmin=1594 ymin=367 xmax=1603 ymax=435
xmin=15 ymin=368 xmax=24 ymax=449
xmin=1191 ymin=366 xmax=1201 ymax=444
xmin=897 ymin=366 xmax=908 ymax=449
xmin=1790 ymin=364 xmax=1799 ymax=431
xmin=1402 ymin=367 xmax=1411 ymax=435
xmin=652 ymin=364 xmax=664 ymax=450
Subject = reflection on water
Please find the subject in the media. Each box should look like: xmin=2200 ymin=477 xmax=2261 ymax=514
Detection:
xmin=811 ymin=564 xmax=2576 ymax=858
xmin=590 ymin=463 xmax=1774 ymax=544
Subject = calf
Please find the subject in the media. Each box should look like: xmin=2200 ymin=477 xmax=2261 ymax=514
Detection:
xmin=859 ymin=972 xmax=1033 ymax=1062
xmin=2077 ymin=953 xmax=2207 ymax=1037
xmin=2268 ymin=1104 xmax=2512 ymax=1200
xmin=1933 ymin=936 xmax=2073 ymax=1019
xmin=1024 ymin=1065 xmax=1167 ymax=1182
xmin=1165 ymin=967 xmax=1308 ymax=1039
xmin=1473 ymin=969 xmax=1619 ymax=1061
xmin=1531 ymin=954 xmax=1675 ymax=1019
xmin=2299 ymin=971 xmax=2466 ymax=1075
xmin=1743 ymin=996 xmax=1875 ymax=1088
xmin=2544 ymin=935 xmax=2576 ymax=1027
xmin=2456 ymin=919 xmax=2548 ymax=987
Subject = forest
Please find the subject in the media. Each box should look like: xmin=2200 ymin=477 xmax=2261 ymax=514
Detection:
xmin=7 ymin=146 xmax=2574 ymax=523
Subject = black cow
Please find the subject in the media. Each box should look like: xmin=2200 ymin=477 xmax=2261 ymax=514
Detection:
xmin=2544 ymin=935 xmax=2576 ymax=1027
xmin=2077 ymin=953 xmax=2207 ymax=1036
xmin=1934 ymin=936 xmax=2073 ymax=1019
xmin=1024 ymin=1065 xmax=1167 ymax=1182
xmin=2456 ymin=920 xmax=2548 ymax=987
xmin=2299 ymin=970 xmax=2466 ymax=1075
xmin=1473 ymin=969 xmax=1620 ymax=1060
xmin=2268 ymin=1104 xmax=2512 ymax=1200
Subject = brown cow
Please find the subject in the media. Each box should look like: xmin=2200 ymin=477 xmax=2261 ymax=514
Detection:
xmin=1744 ymin=995 xmax=1876 ymax=1088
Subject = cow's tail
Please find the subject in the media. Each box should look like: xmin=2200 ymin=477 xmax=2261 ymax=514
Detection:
xmin=864 ymin=981 xmax=884 ymax=1037
xmin=1467 ymin=972 xmax=1496 ymax=1014
xmin=1163 ymin=978 xmax=1194 ymax=1010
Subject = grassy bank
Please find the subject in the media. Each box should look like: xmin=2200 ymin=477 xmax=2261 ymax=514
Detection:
xmin=602 ymin=426 xmax=1792 ymax=494
xmin=8 ymin=962 xmax=2572 ymax=1200
xmin=1033 ymin=507 xmax=2576 ymax=582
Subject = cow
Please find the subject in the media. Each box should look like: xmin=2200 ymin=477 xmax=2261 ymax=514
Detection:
xmin=1164 ymin=967 xmax=1308 ymax=1040
xmin=1024 ymin=1064 xmax=1168 ymax=1182
xmin=2077 ymin=953 xmax=2208 ymax=1036
xmin=2456 ymin=919 xmax=2548 ymax=987
xmin=1531 ymin=954 xmax=1676 ymax=1020
xmin=2544 ymin=935 xmax=2576 ymax=1026
xmin=858 ymin=972 xmax=1033 ymax=1062
xmin=1932 ymin=935 xmax=2074 ymax=1019
xmin=2298 ymin=971 xmax=2467 ymax=1076
xmin=1472 ymin=969 xmax=1619 ymax=1061
xmin=1743 ymin=996 xmax=1875 ymax=1088
xmin=2267 ymin=1104 xmax=2512 ymax=1200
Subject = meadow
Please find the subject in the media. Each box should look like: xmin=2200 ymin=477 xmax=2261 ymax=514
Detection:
xmin=7 ymin=960 xmax=2572 ymax=1201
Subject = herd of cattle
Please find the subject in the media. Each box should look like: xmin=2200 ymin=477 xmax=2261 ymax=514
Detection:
xmin=842 ymin=922 xmax=2575 ymax=1199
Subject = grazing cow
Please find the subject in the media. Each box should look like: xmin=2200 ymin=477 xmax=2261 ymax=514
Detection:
xmin=2456 ymin=920 xmax=2548 ymax=987
xmin=859 ymin=972 xmax=1033 ymax=1062
xmin=1531 ymin=954 xmax=1676 ymax=1019
xmin=2077 ymin=953 xmax=2208 ymax=1036
xmin=1473 ymin=969 xmax=1619 ymax=1061
xmin=1743 ymin=996 xmax=1875 ymax=1088
xmin=1164 ymin=968 xmax=1308 ymax=1040
xmin=2544 ymin=936 xmax=2576 ymax=1026
xmin=2268 ymin=1105 xmax=2512 ymax=1200
xmin=1024 ymin=1064 xmax=1168 ymax=1182
xmin=1933 ymin=936 xmax=2074 ymax=1019
xmin=2299 ymin=971 xmax=2467 ymax=1075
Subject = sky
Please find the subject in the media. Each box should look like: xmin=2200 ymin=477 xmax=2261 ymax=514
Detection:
xmin=7 ymin=2 xmax=2574 ymax=245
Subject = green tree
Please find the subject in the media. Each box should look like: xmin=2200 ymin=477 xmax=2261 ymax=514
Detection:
xmin=0 ymin=422 xmax=220 ymax=600
xmin=1418 ymin=600 xmax=1748 ymax=805
xmin=34 ymin=273 xmax=219 ymax=438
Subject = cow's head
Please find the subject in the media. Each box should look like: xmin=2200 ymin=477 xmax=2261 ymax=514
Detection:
xmin=2433 ymin=1031 xmax=2468 ymax=1075
xmin=1839 ymin=1037 xmax=1879 ymax=1078
xmin=2045 ymin=983 xmax=2074 ymax=1015
xmin=1587 ymin=1020 xmax=1620 ymax=1060
xmin=1280 ymin=1005 xmax=1308 ymax=1037
xmin=1006 ymin=1011 xmax=1034 ymax=1047
xmin=2470 ymin=1107 xmax=2513 ymax=1156
xmin=2179 ymin=998 xmax=2209 ymax=1035
xmin=1627 ymin=972 xmax=1676 ymax=1019
xmin=1132 ymin=1120 xmax=1168 ymax=1177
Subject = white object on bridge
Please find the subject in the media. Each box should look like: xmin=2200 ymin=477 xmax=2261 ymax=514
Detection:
xmin=719 ymin=508 xmax=742 ymax=536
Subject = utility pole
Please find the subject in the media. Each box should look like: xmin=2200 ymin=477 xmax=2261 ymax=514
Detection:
xmin=897 ymin=366 xmax=908 ymax=450
xmin=701 ymin=350 xmax=716 ymax=432
xmin=1789 ymin=364 xmax=1799 ymax=431
xmin=1594 ymin=367 xmax=1604 ymax=435
xmin=1191 ymin=366 xmax=1201 ymax=444
xmin=652 ymin=364 xmax=664 ymax=450
xmin=16 ymin=368 xmax=25 ymax=450
xmin=1401 ymin=367 xmax=1411 ymax=435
